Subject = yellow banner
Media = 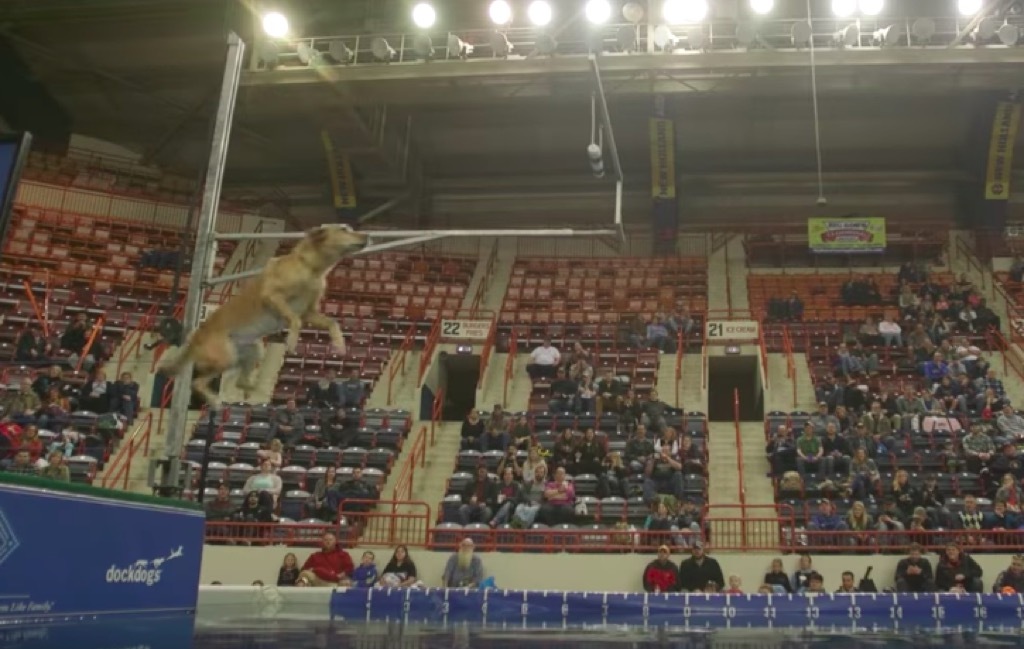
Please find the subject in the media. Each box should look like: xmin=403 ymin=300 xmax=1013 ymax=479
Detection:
xmin=808 ymin=218 xmax=887 ymax=253
xmin=321 ymin=130 xmax=357 ymax=210
xmin=985 ymin=101 xmax=1022 ymax=200
xmin=649 ymin=118 xmax=676 ymax=199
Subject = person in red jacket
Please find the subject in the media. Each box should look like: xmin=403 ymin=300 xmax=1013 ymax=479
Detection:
xmin=296 ymin=532 xmax=354 ymax=587
xmin=642 ymin=545 xmax=679 ymax=593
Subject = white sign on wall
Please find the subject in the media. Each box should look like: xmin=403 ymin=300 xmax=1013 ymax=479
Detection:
xmin=706 ymin=320 xmax=760 ymax=341
xmin=441 ymin=319 xmax=492 ymax=341
xmin=199 ymin=303 xmax=220 ymax=323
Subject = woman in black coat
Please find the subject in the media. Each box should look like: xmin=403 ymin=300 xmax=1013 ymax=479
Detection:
xmin=935 ymin=544 xmax=984 ymax=593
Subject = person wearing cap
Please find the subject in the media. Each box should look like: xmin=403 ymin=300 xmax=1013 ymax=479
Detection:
xmin=876 ymin=496 xmax=907 ymax=549
xmin=642 ymin=545 xmax=679 ymax=593
xmin=935 ymin=543 xmax=983 ymax=593
xmin=809 ymin=403 xmax=838 ymax=436
xmin=993 ymin=555 xmax=1024 ymax=594
xmin=919 ymin=473 xmax=951 ymax=528
xmin=677 ymin=542 xmax=724 ymax=593
xmin=895 ymin=543 xmax=935 ymax=593
xmin=991 ymin=443 xmax=1024 ymax=482
xmin=963 ymin=424 xmax=996 ymax=474
xmin=442 ymin=538 xmax=484 ymax=588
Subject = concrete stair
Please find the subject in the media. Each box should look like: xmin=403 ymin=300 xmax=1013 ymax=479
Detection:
xmin=706 ymin=422 xmax=741 ymax=506
xmin=478 ymin=352 xmax=511 ymax=409
xmin=409 ymin=421 xmax=462 ymax=518
xmin=476 ymin=238 xmax=517 ymax=314
xmin=764 ymin=352 xmax=817 ymax=413
xmin=364 ymin=350 xmax=423 ymax=414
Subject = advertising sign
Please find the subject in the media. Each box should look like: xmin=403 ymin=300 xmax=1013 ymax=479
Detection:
xmin=808 ymin=218 xmax=887 ymax=253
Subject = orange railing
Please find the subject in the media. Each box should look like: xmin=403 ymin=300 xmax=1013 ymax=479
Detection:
xmin=701 ymin=336 xmax=708 ymax=391
xmin=723 ymin=235 xmax=733 ymax=317
xmin=100 ymin=411 xmax=154 ymax=490
xmin=782 ymin=325 xmax=797 ymax=409
xmin=425 ymin=527 xmax=703 ymax=552
xmin=418 ymin=317 xmax=442 ymax=386
xmin=733 ymin=388 xmax=746 ymax=518
xmin=154 ymin=376 xmax=176 ymax=437
xmin=469 ymin=239 xmax=499 ymax=315
xmin=76 ymin=316 xmax=106 ymax=372
xmin=502 ymin=327 xmax=518 ymax=407
xmin=756 ymin=317 xmax=769 ymax=390
xmin=115 ymin=302 xmax=161 ymax=376
xmin=986 ymin=327 xmax=1024 ymax=384
xmin=429 ymin=389 xmax=444 ymax=445
xmin=386 ymin=323 xmax=417 ymax=406
xmin=21 ymin=279 xmax=49 ymax=336
xmin=674 ymin=329 xmax=685 ymax=408
xmin=476 ymin=317 xmax=498 ymax=391
xmin=390 ymin=426 xmax=428 ymax=500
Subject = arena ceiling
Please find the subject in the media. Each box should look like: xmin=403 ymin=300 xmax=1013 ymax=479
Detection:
xmin=3 ymin=0 xmax=1024 ymax=226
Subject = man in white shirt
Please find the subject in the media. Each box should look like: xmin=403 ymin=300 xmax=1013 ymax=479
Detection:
xmin=878 ymin=316 xmax=903 ymax=348
xmin=527 ymin=340 xmax=561 ymax=380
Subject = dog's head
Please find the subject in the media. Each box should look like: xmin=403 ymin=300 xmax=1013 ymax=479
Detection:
xmin=301 ymin=225 xmax=369 ymax=260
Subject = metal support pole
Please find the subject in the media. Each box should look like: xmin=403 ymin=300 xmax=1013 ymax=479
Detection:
xmin=156 ymin=32 xmax=246 ymax=493
xmin=213 ymin=227 xmax=620 ymax=241
xmin=358 ymin=192 xmax=410 ymax=225
xmin=588 ymin=54 xmax=623 ymax=183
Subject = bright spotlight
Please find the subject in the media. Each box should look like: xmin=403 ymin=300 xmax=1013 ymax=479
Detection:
xmin=858 ymin=0 xmax=884 ymax=16
xmin=412 ymin=3 xmax=436 ymax=28
xmin=528 ymin=0 xmax=553 ymax=26
xmin=489 ymin=0 xmax=513 ymax=25
xmin=749 ymin=0 xmax=774 ymax=15
xmin=586 ymin=0 xmax=613 ymax=24
xmin=958 ymin=0 xmax=983 ymax=16
xmin=663 ymin=0 xmax=709 ymax=24
xmin=261 ymin=12 xmax=289 ymax=38
xmin=831 ymin=0 xmax=856 ymax=18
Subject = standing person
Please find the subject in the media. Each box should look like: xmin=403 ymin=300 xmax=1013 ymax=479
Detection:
xmin=676 ymin=542 xmax=724 ymax=593
xmin=442 ymin=538 xmax=484 ymax=588
xmin=296 ymin=532 xmax=354 ymax=587
xmin=642 ymin=545 xmax=679 ymax=593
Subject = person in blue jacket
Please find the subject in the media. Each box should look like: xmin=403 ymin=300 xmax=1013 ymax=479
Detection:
xmin=351 ymin=551 xmax=379 ymax=587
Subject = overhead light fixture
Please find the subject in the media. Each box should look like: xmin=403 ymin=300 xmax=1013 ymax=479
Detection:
xmin=749 ymin=0 xmax=774 ymax=15
xmin=833 ymin=23 xmax=860 ymax=48
xmin=663 ymin=0 xmax=709 ymax=24
xmin=622 ymin=1 xmax=645 ymax=23
xmin=528 ymin=0 xmax=553 ymax=26
xmin=586 ymin=0 xmax=612 ymax=24
xmin=831 ymin=0 xmax=857 ymax=18
xmin=687 ymin=26 xmax=706 ymax=50
xmin=412 ymin=3 xmax=437 ymax=29
xmin=998 ymin=22 xmax=1021 ymax=45
xmin=261 ymin=11 xmax=289 ymax=38
xmin=616 ymin=25 xmax=639 ymax=51
xmin=326 ymin=40 xmax=355 ymax=64
xmin=910 ymin=17 xmax=936 ymax=43
xmin=872 ymin=24 xmax=898 ymax=47
xmin=858 ymin=0 xmax=884 ymax=16
xmin=489 ymin=0 xmax=513 ymax=25
xmin=653 ymin=25 xmax=678 ymax=50
xmin=791 ymin=21 xmax=812 ymax=47
xmin=413 ymin=34 xmax=434 ymax=58
xmin=447 ymin=34 xmax=474 ymax=59
xmin=534 ymin=32 xmax=558 ymax=55
xmin=489 ymin=30 xmax=514 ymax=56
xmin=958 ymin=0 xmax=983 ymax=16
xmin=735 ymin=22 xmax=758 ymax=48
xmin=371 ymin=37 xmax=396 ymax=61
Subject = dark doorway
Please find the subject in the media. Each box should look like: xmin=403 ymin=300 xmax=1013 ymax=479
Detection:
xmin=707 ymin=355 xmax=763 ymax=422
xmin=440 ymin=352 xmax=480 ymax=420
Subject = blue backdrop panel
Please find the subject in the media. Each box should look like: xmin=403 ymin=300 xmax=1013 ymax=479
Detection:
xmin=0 ymin=483 xmax=205 ymax=620
xmin=330 ymin=588 xmax=1024 ymax=630
xmin=0 ymin=615 xmax=195 ymax=649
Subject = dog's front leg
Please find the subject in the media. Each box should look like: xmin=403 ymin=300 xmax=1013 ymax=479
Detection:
xmin=304 ymin=311 xmax=346 ymax=355
xmin=262 ymin=293 xmax=303 ymax=352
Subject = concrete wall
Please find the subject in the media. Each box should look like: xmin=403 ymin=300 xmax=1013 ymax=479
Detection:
xmin=201 ymin=545 xmax=1016 ymax=593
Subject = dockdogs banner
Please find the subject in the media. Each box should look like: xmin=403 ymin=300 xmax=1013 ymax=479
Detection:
xmin=808 ymin=217 xmax=887 ymax=253
xmin=985 ymin=101 xmax=1022 ymax=200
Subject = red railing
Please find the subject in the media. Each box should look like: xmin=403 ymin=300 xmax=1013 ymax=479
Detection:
xmin=425 ymin=527 xmax=703 ymax=552
xmin=390 ymin=426 xmax=428 ymax=500
xmin=723 ymin=235 xmax=734 ymax=317
xmin=115 ymin=302 xmax=162 ymax=376
xmin=502 ymin=327 xmax=518 ymax=407
xmin=386 ymin=323 xmax=417 ymax=406
xmin=782 ymin=325 xmax=797 ymax=408
xmin=476 ymin=317 xmax=498 ymax=391
xmin=953 ymin=235 xmax=988 ymax=290
xmin=757 ymin=317 xmax=769 ymax=389
xmin=21 ymin=279 xmax=49 ymax=336
xmin=469 ymin=239 xmax=499 ymax=315
xmin=704 ymin=504 xmax=788 ymax=551
xmin=76 ymin=316 xmax=106 ymax=372
xmin=100 ymin=411 xmax=154 ymax=490
xmin=701 ymin=336 xmax=709 ymax=391
xmin=674 ymin=329 xmax=685 ymax=408
xmin=418 ymin=317 xmax=442 ymax=386
xmin=986 ymin=327 xmax=1024 ymax=384
xmin=733 ymin=388 xmax=746 ymax=518
xmin=150 ymin=302 xmax=185 ymax=372
xmin=155 ymin=377 xmax=176 ymax=436
xmin=429 ymin=389 xmax=444 ymax=445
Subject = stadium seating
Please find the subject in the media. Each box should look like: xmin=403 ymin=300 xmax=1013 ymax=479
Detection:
xmin=744 ymin=227 xmax=946 ymax=268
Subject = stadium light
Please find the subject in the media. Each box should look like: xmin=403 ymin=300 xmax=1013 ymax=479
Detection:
xmin=998 ymin=22 xmax=1021 ymax=45
xmin=413 ymin=34 xmax=434 ymax=58
xmin=749 ymin=0 xmax=774 ymax=15
xmin=653 ymin=24 xmax=679 ymax=49
xmin=958 ymin=0 xmax=983 ymax=16
xmin=834 ymin=23 xmax=860 ymax=47
xmin=412 ymin=3 xmax=436 ymax=29
xmin=831 ymin=0 xmax=856 ymax=18
xmin=528 ymin=0 xmax=553 ymax=26
xmin=371 ymin=37 xmax=396 ymax=61
xmin=858 ymin=0 xmax=884 ymax=16
xmin=622 ymin=2 xmax=645 ymax=23
xmin=663 ymin=0 xmax=709 ymax=24
xmin=791 ymin=21 xmax=812 ymax=46
xmin=447 ymin=34 xmax=474 ymax=59
xmin=261 ymin=12 xmax=289 ymax=38
xmin=586 ymin=0 xmax=613 ymax=24
xmin=489 ymin=0 xmax=513 ymax=25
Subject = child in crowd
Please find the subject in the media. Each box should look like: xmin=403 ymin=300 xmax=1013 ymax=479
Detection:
xmin=277 ymin=553 xmax=299 ymax=586
xmin=723 ymin=575 xmax=743 ymax=594
xmin=351 ymin=551 xmax=379 ymax=587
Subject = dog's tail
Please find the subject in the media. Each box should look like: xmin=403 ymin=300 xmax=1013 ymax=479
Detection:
xmin=156 ymin=337 xmax=195 ymax=377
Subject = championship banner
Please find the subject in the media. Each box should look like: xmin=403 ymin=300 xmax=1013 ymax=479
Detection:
xmin=649 ymin=118 xmax=676 ymax=199
xmin=321 ymin=130 xmax=357 ymax=210
xmin=808 ymin=217 xmax=887 ymax=253
xmin=984 ymin=101 xmax=1022 ymax=200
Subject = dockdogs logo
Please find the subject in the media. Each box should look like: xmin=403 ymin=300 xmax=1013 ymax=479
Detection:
xmin=105 ymin=546 xmax=184 ymax=587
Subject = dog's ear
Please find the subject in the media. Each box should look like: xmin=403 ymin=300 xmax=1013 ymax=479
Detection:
xmin=305 ymin=226 xmax=329 ymax=244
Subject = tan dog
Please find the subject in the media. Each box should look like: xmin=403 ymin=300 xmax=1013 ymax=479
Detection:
xmin=159 ymin=225 xmax=368 ymax=406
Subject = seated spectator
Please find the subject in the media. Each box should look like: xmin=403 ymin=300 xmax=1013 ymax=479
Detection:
xmin=644 ymin=500 xmax=675 ymax=547
xmin=339 ymin=369 xmax=366 ymax=408
xmin=242 ymin=459 xmax=283 ymax=507
xmin=807 ymin=500 xmax=848 ymax=542
xmin=878 ymin=315 xmax=903 ymax=348
xmin=993 ymin=555 xmax=1024 ymax=594
xmin=895 ymin=543 xmax=934 ymax=592
xmin=976 ymin=298 xmax=1001 ymax=332
xmin=625 ymin=425 xmax=656 ymax=473
xmin=308 ymin=466 xmax=339 ymax=522
xmin=997 ymin=405 xmax=1024 ymax=442
xmin=306 ymin=369 xmax=342 ymax=408
xmin=15 ymin=324 xmax=49 ymax=364
xmin=520 ymin=446 xmax=547 ymax=486
xmin=645 ymin=316 xmax=674 ymax=353
xmin=766 ymin=425 xmax=796 ymax=475
xmin=540 ymin=466 xmax=576 ymax=525
xmin=509 ymin=414 xmax=532 ymax=449
xmin=674 ymin=498 xmax=703 ymax=544
xmin=935 ymin=544 xmax=984 ymax=593
xmin=848 ymin=448 xmax=881 ymax=499
xmin=599 ymin=451 xmax=628 ymax=499
xmin=296 ymin=532 xmax=354 ymax=587
xmin=796 ymin=423 xmax=826 ymax=478
xmin=1 ymin=449 xmax=36 ymax=475
xmin=563 ymin=341 xmax=592 ymax=370
xmin=858 ymin=316 xmax=881 ymax=346
xmin=845 ymin=500 xmax=874 ymax=543
xmin=351 ymin=551 xmax=378 ymax=587
xmin=644 ymin=443 xmax=685 ymax=502
xmin=835 ymin=571 xmax=858 ymax=594
xmin=983 ymin=500 xmax=1019 ymax=531
xmin=958 ymin=304 xmax=979 ymax=332
xmin=595 ymin=368 xmax=624 ymax=416
xmin=619 ymin=389 xmax=642 ymax=431
xmin=898 ymin=284 xmax=919 ymax=318
xmin=273 ymin=399 xmax=306 ymax=447
xmin=919 ymin=473 xmax=951 ymax=527
xmin=891 ymin=470 xmax=920 ymax=519
xmin=109 ymin=372 xmax=140 ymax=422
xmin=922 ymin=352 xmax=949 ymax=385
xmin=512 ymin=463 xmax=548 ymax=527
xmin=574 ymin=427 xmax=606 ymax=476
xmin=479 ymin=425 xmax=510 ymax=453
xmin=979 ymin=369 xmax=1009 ymax=403
xmin=576 ymin=378 xmax=597 ymax=413
xmin=461 ymin=409 xmax=485 ymax=451
xmin=836 ymin=343 xmax=864 ymax=378
xmin=323 ymin=408 xmax=354 ymax=448
xmin=330 ymin=467 xmax=379 ymax=519
xmin=677 ymin=542 xmax=724 ymax=593
xmin=205 ymin=483 xmax=235 ymax=521
xmin=994 ymin=473 xmax=1023 ymax=512
xmin=992 ymin=443 xmax=1024 ymax=482
xmin=277 ymin=553 xmax=299 ymax=586
xmin=815 ymin=374 xmax=841 ymax=409
xmin=551 ymin=429 xmax=577 ymax=469
xmin=37 ymin=449 xmax=69 ymax=482
xmin=723 ymin=575 xmax=743 ymax=594
xmin=61 ymin=313 xmax=96 ymax=371
xmin=678 ymin=434 xmax=703 ymax=474
xmin=653 ymin=427 xmax=679 ymax=456
xmin=234 ymin=490 xmax=275 ymax=532
xmin=567 ymin=358 xmax=594 ymax=386
xmin=822 ymin=424 xmax=850 ymax=475
xmin=442 ymin=538 xmax=484 ymax=588
xmin=963 ymin=425 xmax=996 ymax=473
xmin=803 ymin=572 xmax=827 ymax=594
xmin=548 ymin=368 xmax=578 ymax=413
xmin=459 ymin=466 xmax=497 ymax=525
xmin=379 ymin=545 xmax=420 ymax=588
xmin=257 ymin=439 xmax=284 ymax=472
xmin=791 ymin=553 xmax=815 ymax=593
xmin=490 ymin=467 xmax=522 ymax=527
xmin=876 ymin=496 xmax=907 ymax=538
xmin=38 ymin=384 xmax=71 ymax=430
xmin=785 ymin=291 xmax=804 ymax=321
xmin=927 ymin=313 xmax=950 ymax=345
xmin=809 ymin=402 xmax=838 ymax=435
xmin=763 ymin=558 xmax=793 ymax=594
xmin=956 ymin=494 xmax=985 ymax=541
xmin=18 ymin=425 xmax=43 ymax=462
xmin=860 ymin=400 xmax=895 ymax=444
xmin=526 ymin=340 xmax=561 ymax=380
xmin=2 ymin=379 xmax=41 ymax=424
xmin=641 ymin=390 xmax=669 ymax=433
xmin=643 ymin=545 xmax=679 ymax=593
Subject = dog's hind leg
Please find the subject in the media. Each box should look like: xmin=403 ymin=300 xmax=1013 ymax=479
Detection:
xmin=303 ymin=311 xmax=346 ymax=355
xmin=190 ymin=337 xmax=236 ymax=408
xmin=234 ymin=342 xmax=263 ymax=396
